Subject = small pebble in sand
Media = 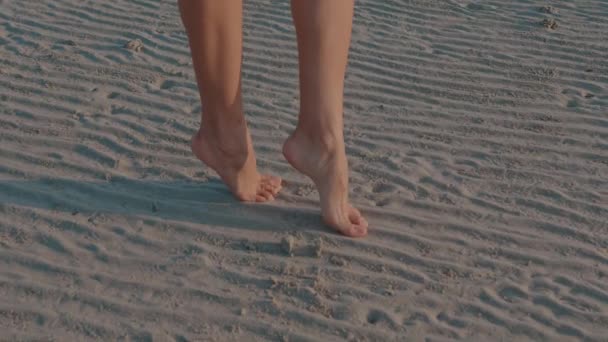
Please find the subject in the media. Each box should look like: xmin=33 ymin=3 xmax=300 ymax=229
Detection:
xmin=382 ymin=284 xmax=396 ymax=296
xmin=270 ymin=276 xmax=279 ymax=288
xmin=60 ymin=39 xmax=77 ymax=46
xmin=542 ymin=18 xmax=558 ymax=30
xmin=540 ymin=6 xmax=558 ymax=14
xmin=442 ymin=268 xmax=456 ymax=278
xmin=124 ymin=39 xmax=144 ymax=52
xmin=280 ymin=236 xmax=295 ymax=255
xmin=329 ymin=255 xmax=347 ymax=267
xmin=383 ymin=288 xmax=395 ymax=296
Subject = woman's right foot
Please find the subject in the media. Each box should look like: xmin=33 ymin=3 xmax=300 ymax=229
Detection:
xmin=191 ymin=123 xmax=282 ymax=202
xmin=282 ymin=128 xmax=368 ymax=237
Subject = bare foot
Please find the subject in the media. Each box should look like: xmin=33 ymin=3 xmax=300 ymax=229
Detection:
xmin=191 ymin=124 xmax=281 ymax=202
xmin=283 ymin=129 xmax=368 ymax=237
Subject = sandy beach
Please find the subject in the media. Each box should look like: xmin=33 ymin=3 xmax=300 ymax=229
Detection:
xmin=1 ymin=0 xmax=607 ymax=340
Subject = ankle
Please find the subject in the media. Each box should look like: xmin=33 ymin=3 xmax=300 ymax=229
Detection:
xmin=292 ymin=124 xmax=344 ymax=155
xmin=201 ymin=111 xmax=245 ymax=131
xmin=194 ymin=124 xmax=249 ymax=160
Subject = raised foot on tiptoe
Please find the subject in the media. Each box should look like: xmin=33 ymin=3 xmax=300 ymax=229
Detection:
xmin=282 ymin=129 xmax=368 ymax=237
xmin=191 ymin=128 xmax=281 ymax=202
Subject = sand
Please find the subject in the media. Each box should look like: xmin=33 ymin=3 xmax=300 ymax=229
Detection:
xmin=1 ymin=0 xmax=607 ymax=341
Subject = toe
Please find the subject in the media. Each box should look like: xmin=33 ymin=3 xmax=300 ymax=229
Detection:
xmin=348 ymin=207 xmax=368 ymax=230
xmin=340 ymin=222 xmax=368 ymax=238
xmin=255 ymin=193 xmax=273 ymax=202
xmin=255 ymin=194 xmax=267 ymax=202
xmin=255 ymin=189 xmax=275 ymax=202
xmin=262 ymin=174 xmax=282 ymax=187
xmin=260 ymin=175 xmax=282 ymax=196
xmin=258 ymin=180 xmax=280 ymax=195
xmin=262 ymin=183 xmax=282 ymax=195
xmin=264 ymin=191 xmax=275 ymax=201
xmin=324 ymin=216 xmax=368 ymax=238
xmin=348 ymin=207 xmax=362 ymax=225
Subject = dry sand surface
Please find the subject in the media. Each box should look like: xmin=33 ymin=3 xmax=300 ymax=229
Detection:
xmin=1 ymin=0 xmax=608 ymax=341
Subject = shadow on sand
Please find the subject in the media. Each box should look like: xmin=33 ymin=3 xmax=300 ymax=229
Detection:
xmin=0 ymin=176 xmax=326 ymax=234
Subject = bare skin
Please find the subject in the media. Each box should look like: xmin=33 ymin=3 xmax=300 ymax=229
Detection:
xmin=284 ymin=0 xmax=368 ymax=237
xmin=191 ymin=125 xmax=280 ymax=202
xmin=179 ymin=0 xmax=281 ymax=202
xmin=178 ymin=0 xmax=368 ymax=236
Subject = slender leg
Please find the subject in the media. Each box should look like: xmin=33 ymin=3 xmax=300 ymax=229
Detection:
xmin=178 ymin=0 xmax=281 ymax=202
xmin=283 ymin=0 xmax=368 ymax=237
